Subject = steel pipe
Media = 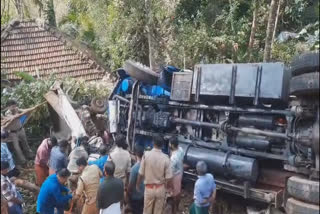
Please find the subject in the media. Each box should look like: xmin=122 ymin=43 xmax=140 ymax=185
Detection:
xmin=114 ymin=95 xmax=130 ymax=103
xmin=235 ymin=135 xmax=271 ymax=151
xmin=167 ymin=101 xmax=294 ymax=116
xmin=238 ymin=115 xmax=274 ymax=129
xmin=171 ymin=118 xmax=289 ymax=140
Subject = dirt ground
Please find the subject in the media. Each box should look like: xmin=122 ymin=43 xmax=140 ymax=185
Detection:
xmin=18 ymin=161 xmax=38 ymax=214
xmin=19 ymin=161 xmax=252 ymax=214
xmin=178 ymin=180 xmax=248 ymax=214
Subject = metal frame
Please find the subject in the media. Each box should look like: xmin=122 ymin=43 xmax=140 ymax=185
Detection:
xmin=183 ymin=171 xmax=284 ymax=208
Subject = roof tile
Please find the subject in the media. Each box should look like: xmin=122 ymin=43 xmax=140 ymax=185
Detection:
xmin=1 ymin=20 xmax=107 ymax=82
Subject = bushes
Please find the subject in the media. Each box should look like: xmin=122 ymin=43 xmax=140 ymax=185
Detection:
xmin=1 ymin=76 xmax=110 ymax=137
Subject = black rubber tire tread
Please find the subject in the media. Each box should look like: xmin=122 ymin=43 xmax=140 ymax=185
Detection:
xmin=286 ymin=198 xmax=320 ymax=214
xmin=124 ymin=60 xmax=159 ymax=85
xmin=289 ymin=72 xmax=319 ymax=96
xmin=287 ymin=176 xmax=319 ymax=205
xmin=290 ymin=51 xmax=319 ymax=76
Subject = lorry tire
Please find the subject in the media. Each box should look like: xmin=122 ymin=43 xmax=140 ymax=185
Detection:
xmin=124 ymin=60 xmax=159 ymax=85
xmin=286 ymin=198 xmax=320 ymax=214
xmin=289 ymin=72 xmax=319 ymax=96
xmin=287 ymin=176 xmax=319 ymax=204
xmin=290 ymin=51 xmax=319 ymax=76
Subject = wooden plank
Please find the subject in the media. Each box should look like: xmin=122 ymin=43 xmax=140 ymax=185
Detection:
xmin=44 ymin=85 xmax=86 ymax=138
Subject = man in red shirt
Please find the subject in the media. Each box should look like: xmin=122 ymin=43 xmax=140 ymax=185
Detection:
xmin=34 ymin=136 xmax=58 ymax=186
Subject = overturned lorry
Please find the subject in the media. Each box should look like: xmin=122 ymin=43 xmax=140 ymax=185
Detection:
xmin=108 ymin=52 xmax=320 ymax=213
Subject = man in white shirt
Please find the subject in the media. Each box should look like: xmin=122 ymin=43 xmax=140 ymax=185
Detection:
xmin=1 ymin=161 xmax=24 ymax=214
xmin=67 ymin=136 xmax=89 ymax=191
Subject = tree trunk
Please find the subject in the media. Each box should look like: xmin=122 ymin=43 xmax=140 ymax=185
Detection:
xmin=229 ymin=0 xmax=235 ymax=32
xmin=263 ymin=0 xmax=280 ymax=62
xmin=14 ymin=178 xmax=40 ymax=193
xmin=1 ymin=0 xmax=6 ymax=18
xmin=13 ymin=0 xmax=23 ymax=19
xmin=7 ymin=0 xmax=10 ymax=20
xmin=248 ymin=0 xmax=258 ymax=62
xmin=145 ymin=0 xmax=157 ymax=70
xmin=270 ymin=0 xmax=283 ymax=58
xmin=44 ymin=0 xmax=56 ymax=27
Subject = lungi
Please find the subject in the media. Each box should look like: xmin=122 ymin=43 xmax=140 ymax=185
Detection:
xmin=189 ymin=203 xmax=209 ymax=214
xmin=35 ymin=164 xmax=49 ymax=187
xmin=171 ymin=172 xmax=182 ymax=197
xmin=99 ymin=202 xmax=121 ymax=214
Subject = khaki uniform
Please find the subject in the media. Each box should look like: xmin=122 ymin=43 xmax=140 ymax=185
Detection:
xmin=5 ymin=109 xmax=32 ymax=165
xmin=67 ymin=146 xmax=89 ymax=192
xmin=139 ymin=148 xmax=173 ymax=214
xmin=76 ymin=165 xmax=102 ymax=214
xmin=109 ymin=147 xmax=131 ymax=185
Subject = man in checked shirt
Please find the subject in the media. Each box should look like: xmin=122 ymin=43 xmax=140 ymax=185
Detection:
xmin=1 ymin=161 xmax=24 ymax=214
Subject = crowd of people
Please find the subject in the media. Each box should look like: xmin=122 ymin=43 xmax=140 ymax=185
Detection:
xmin=1 ymin=100 xmax=217 ymax=214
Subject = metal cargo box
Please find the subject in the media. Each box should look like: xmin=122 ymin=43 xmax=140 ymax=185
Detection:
xmin=190 ymin=63 xmax=290 ymax=105
xmin=170 ymin=72 xmax=193 ymax=101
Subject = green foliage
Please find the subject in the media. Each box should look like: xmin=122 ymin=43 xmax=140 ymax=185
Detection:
xmin=1 ymin=77 xmax=55 ymax=136
xmin=2 ymin=0 xmax=319 ymax=71
xmin=283 ymin=0 xmax=308 ymax=29
xmin=272 ymin=41 xmax=299 ymax=63
xmin=1 ymin=76 xmax=110 ymax=137
xmin=14 ymin=71 xmax=36 ymax=82
xmin=1 ymin=13 xmax=11 ymax=26
xmin=59 ymin=0 xmax=97 ymax=45
xmin=44 ymin=0 xmax=56 ymax=27
xmin=55 ymin=0 xmax=319 ymax=70
xmin=273 ymin=21 xmax=319 ymax=61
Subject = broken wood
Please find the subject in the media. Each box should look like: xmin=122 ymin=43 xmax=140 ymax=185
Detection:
xmin=44 ymin=83 xmax=86 ymax=138
xmin=1 ymin=102 xmax=46 ymax=128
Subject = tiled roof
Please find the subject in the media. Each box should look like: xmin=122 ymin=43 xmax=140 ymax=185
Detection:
xmin=1 ymin=20 xmax=108 ymax=82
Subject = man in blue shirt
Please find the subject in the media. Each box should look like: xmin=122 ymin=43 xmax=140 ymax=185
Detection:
xmin=88 ymin=145 xmax=109 ymax=172
xmin=37 ymin=168 xmax=72 ymax=214
xmin=126 ymin=145 xmax=145 ymax=214
xmin=189 ymin=161 xmax=216 ymax=214
xmin=49 ymin=140 xmax=69 ymax=175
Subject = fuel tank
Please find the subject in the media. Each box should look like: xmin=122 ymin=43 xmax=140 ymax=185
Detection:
xmin=180 ymin=143 xmax=259 ymax=182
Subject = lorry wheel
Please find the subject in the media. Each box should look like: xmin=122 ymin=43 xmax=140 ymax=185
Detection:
xmin=289 ymin=72 xmax=319 ymax=96
xmin=286 ymin=198 xmax=320 ymax=214
xmin=124 ymin=60 xmax=159 ymax=85
xmin=290 ymin=51 xmax=319 ymax=76
xmin=287 ymin=176 xmax=319 ymax=205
